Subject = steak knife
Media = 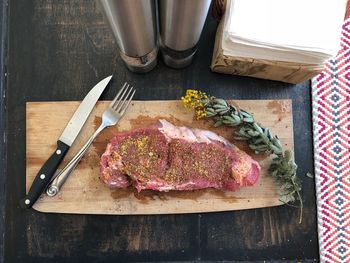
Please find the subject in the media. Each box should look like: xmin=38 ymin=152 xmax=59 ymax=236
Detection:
xmin=20 ymin=75 xmax=113 ymax=208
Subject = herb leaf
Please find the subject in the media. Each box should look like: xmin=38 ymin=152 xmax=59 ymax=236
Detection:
xmin=306 ymin=172 xmax=314 ymax=178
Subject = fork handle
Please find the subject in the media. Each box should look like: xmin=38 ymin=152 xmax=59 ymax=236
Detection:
xmin=46 ymin=124 xmax=106 ymax=196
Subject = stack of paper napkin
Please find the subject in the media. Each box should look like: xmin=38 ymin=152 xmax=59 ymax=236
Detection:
xmin=222 ymin=0 xmax=347 ymax=64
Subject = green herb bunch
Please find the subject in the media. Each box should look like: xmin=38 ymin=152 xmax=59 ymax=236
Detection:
xmin=182 ymin=90 xmax=303 ymax=223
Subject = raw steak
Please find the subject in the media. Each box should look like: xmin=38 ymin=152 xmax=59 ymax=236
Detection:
xmin=100 ymin=120 xmax=261 ymax=192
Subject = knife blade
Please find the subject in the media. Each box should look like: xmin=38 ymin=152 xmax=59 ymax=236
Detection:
xmin=20 ymin=75 xmax=112 ymax=208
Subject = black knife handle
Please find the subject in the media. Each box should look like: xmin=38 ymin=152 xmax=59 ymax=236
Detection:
xmin=20 ymin=140 xmax=69 ymax=209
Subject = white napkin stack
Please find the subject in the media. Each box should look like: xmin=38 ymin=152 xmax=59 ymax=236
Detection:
xmin=222 ymin=0 xmax=347 ymax=64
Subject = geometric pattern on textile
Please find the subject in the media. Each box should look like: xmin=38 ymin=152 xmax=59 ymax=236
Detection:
xmin=312 ymin=18 xmax=350 ymax=263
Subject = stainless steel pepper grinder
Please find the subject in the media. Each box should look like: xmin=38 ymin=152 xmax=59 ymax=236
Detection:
xmin=98 ymin=0 xmax=158 ymax=73
xmin=159 ymin=0 xmax=212 ymax=68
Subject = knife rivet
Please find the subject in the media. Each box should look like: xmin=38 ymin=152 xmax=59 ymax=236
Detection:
xmin=40 ymin=174 xmax=45 ymax=179
xmin=56 ymin=149 xmax=62 ymax=155
xmin=25 ymin=199 xmax=30 ymax=205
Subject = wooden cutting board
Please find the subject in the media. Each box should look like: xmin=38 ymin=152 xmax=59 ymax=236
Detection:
xmin=26 ymin=100 xmax=294 ymax=215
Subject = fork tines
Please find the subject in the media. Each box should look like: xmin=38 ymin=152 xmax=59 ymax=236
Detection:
xmin=110 ymin=82 xmax=136 ymax=114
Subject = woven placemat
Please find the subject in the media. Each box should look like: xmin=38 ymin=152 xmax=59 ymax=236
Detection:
xmin=312 ymin=18 xmax=350 ymax=263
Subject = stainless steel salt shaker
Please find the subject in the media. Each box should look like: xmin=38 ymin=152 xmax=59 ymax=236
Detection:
xmin=98 ymin=0 xmax=158 ymax=73
xmin=159 ymin=0 xmax=212 ymax=68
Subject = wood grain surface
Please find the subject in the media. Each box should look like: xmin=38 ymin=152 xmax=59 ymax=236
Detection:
xmin=26 ymin=100 xmax=293 ymax=214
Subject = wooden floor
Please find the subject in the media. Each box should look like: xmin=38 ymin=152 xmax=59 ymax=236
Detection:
xmin=3 ymin=0 xmax=318 ymax=262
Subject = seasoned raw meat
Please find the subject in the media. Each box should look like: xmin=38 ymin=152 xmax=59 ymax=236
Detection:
xmin=100 ymin=120 xmax=261 ymax=192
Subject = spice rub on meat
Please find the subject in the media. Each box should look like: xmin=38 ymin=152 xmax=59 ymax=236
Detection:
xmin=100 ymin=120 xmax=261 ymax=192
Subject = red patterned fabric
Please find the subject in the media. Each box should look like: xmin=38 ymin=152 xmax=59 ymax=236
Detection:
xmin=312 ymin=19 xmax=350 ymax=263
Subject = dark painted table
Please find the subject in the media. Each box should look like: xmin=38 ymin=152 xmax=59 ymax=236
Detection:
xmin=3 ymin=0 xmax=318 ymax=262
xmin=0 ymin=0 xmax=7 ymax=262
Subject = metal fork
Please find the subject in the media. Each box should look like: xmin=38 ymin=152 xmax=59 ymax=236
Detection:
xmin=46 ymin=82 xmax=136 ymax=196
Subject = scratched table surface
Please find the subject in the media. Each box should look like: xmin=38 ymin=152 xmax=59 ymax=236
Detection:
xmin=2 ymin=0 xmax=318 ymax=262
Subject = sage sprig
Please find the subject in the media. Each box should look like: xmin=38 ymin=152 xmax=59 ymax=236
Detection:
xmin=182 ymin=90 xmax=303 ymax=223
xmin=206 ymin=98 xmax=283 ymax=155
xmin=269 ymin=150 xmax=303 ymax=223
